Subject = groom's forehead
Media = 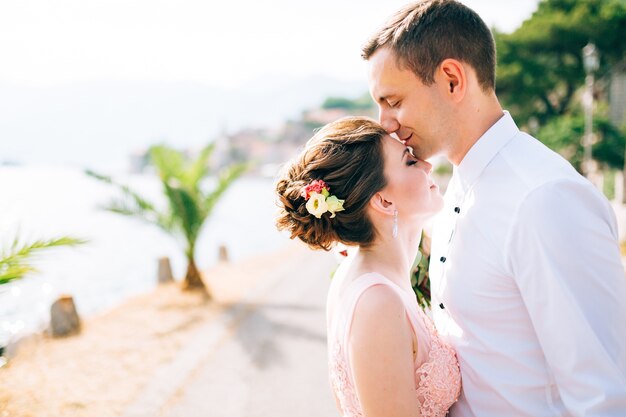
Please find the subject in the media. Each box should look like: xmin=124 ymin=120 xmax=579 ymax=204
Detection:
xmin=368 ymin=51 xmax=413 ymax=97
xmin=368 ymin=49 xmax=400 ymax=80
xmin=368 ymin=75 xmax=400 ymax=104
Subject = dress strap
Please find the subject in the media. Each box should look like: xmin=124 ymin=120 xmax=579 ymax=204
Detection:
xmin=335 ymin=272 xmax=432 ymax=369
xmin=339 ymin=273 xmax=410 ymax=354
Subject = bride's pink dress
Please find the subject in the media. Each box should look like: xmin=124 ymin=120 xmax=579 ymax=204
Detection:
xmin=326 ymin=272 xmax=461 ymax=417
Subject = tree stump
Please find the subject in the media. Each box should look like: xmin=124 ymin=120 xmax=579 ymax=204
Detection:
xmin=50 ymin=295 xmax=81 ymax=337
xmin=158 ymin=257 xmax=174 ymax=283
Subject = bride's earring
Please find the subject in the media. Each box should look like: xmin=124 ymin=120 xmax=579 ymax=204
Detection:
xmin=392 ymin=209 xmax=398 ymax=238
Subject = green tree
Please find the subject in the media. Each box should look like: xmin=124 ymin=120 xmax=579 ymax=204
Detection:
xmin=496 ymin=0 xmax=626 ymax=127
xmin=87 ymin=144 xmax=247 ymax=295
xmin=0 ymin=236 xmax=85 ymax=285
xmin=322 ymin=93 xmax=375 ymax=111
xmin=537 ymin=110 xmax=626 ymax=171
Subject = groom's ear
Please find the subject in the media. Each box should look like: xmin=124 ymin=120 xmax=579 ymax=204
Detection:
xmin=438 ymin=59 xmax=466 ymax=103
xmin=369 ymin=192 xmax=395 ymax=216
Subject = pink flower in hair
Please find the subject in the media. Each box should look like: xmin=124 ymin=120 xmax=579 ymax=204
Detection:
xmin=301 ymin=179 xmax=330 ymax=200
xmin=300 ymin=179 xmax=345 ymax=219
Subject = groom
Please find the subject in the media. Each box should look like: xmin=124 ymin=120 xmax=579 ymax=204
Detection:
xmin=364 ymin=1 xmax=626 ymax=416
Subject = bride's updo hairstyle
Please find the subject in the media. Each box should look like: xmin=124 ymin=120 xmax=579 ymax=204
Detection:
xmin=276 ymin=117 xmax=388 ymax=251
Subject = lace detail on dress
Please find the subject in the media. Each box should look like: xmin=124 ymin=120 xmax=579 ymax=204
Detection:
xmin=329 ymin=316 xmax=461 ymax=417
xmin=415 ymin=314 xmax=462 ymax=417
xmin=329 ymin=342 xmax=363 ymax=417
xmin=327 ymin=274 xmax=461 ymax=417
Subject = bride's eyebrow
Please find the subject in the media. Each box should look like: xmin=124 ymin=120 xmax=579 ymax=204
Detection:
xmin=401 ymin=147 xmax=411 ymax=161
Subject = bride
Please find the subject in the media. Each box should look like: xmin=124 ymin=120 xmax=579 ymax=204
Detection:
xmin=275 ymin=116 xmax=461 ymax=417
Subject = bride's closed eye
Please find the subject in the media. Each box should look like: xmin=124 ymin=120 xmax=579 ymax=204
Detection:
xmin=404 ymin=146 xmax=418 ymax=166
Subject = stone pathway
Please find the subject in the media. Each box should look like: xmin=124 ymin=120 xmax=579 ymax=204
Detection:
xmin=124 ymin=246 xmax=339 ymax=417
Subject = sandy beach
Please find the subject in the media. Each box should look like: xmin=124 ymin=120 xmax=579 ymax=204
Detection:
xmin=0 ymin=242 xmax=312 ymax=417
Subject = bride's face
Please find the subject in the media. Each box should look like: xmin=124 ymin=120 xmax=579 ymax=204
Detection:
xmin=380 ymin=136 xmax=444 ymax=218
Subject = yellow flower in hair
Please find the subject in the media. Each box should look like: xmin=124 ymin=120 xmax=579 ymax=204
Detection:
xmin=326 ymin=195 xmax=345 ymax=218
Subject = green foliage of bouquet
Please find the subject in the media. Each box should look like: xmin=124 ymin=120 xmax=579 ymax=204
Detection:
xmin=411 ymin=231 xmax=431 ymax=310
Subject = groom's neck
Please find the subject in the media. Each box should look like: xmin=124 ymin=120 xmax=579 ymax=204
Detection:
xmin=448 ymin=92 xmax=504 ymax=166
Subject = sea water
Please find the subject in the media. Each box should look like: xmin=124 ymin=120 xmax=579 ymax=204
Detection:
xmin=0 ymin=166 xmax=289 ymax=347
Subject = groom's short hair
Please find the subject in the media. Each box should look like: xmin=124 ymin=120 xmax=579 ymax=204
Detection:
xmin=362 ymin=0 xmax=496 ymax=91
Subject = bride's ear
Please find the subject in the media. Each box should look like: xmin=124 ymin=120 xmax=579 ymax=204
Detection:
xmin=369 ymin=192 xmax=395 ymax=216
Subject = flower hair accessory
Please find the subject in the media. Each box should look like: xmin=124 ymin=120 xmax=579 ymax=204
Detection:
xmin=300 ymin=179 xmax=345 ymax=219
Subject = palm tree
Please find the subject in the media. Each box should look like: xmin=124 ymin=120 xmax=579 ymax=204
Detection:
xmin=86 ymin=144 xmax=247 ymax=296
xmin=0 ymin=236 xmax=86 ymax=285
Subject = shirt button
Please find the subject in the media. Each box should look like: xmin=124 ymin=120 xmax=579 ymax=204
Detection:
xmin=439 ymin=303 xmax=445 ymax=309
xmin=440 ymin=256 xmax=447 ymax=263
xmin=454 ymin=207 xmax=460 ymax=213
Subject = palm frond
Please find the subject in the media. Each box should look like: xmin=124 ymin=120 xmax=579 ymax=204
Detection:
xmin=163 ymin=180 xmax=203 ymax=244
xmin=102 ymin=199 xmax=174 ymax=233
xmin=149 ymin=145 xmax=185 ymax=181
xmin=85 ymin=169 xmax=174 ymax=231
xmin=184 ymin=143 xmax=215 ymax=188
xmin=0 ymin=264 xmax=36 ymax=285
xmin=203 ymin=163 xmax=248 ymax=217
xmin=85 ymin=170 xmax=159 ymax=213
xmin=0 ymin=237 xmax=87 ymax=285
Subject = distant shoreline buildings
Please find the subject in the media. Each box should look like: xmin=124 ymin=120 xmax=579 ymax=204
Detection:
xmin=128 ymin=95 xmax=376 ymax=178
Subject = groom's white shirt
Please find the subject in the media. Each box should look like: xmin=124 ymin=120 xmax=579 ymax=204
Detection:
xmin=430 ymin=111 xmax=626 ymax=417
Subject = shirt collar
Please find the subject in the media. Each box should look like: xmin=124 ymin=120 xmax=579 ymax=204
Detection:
xmin=453 ymin=111 xmax=519 ymax=193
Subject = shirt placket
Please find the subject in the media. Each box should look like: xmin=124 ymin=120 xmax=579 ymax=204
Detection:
xmin=433 ymin=182 xmax=466 ymax=312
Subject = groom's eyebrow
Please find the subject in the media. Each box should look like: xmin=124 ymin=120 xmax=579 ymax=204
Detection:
xmin=376 ymin=92 xmax=394 ymax=103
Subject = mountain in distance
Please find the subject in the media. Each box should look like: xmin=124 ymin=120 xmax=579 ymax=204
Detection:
xmin=0 ymin=75 xmax=367 ymax=171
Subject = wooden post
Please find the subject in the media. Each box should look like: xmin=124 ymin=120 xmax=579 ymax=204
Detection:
xmin=158 ymin=257 xmax=174 ymax=283
xmin=218 ymin=245 xmax=229 ymax=263
xmin=50 ymin=295 xmax=81 ymax=337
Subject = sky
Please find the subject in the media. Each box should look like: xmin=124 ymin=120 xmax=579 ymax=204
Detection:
xmin=0 ymin=0 xmax=540 ymax=88
xmin=0 ymin=0 xmax=541 ymax=169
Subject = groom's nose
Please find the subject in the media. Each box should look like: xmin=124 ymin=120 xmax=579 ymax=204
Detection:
xmin=379 ymin=109 xmax=400 ymax=134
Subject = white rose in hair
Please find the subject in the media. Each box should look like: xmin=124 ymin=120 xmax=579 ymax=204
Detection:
xmin=306 ymin=192 xmax=329 ymax=218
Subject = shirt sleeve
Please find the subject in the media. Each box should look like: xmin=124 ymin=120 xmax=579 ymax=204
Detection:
xmin=505 ymin=179 xmax=626 ymax=416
